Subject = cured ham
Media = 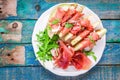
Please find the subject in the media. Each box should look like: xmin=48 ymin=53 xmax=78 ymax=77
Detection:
xmin=71 ymin=52 xmax=91 ymax=70
xmin=59 ymin=9 xmax=82 ymax=38
xmin=62 ymin=9 xmax=76 ymax=23
xmin=59 ymin=27 xmax=72 ymax=38
xmin=71 ymin=30 xmax=90 ymax=46
xmin=55 ymin=7 xmax=66 ymax=20
xmin=68 ymin=12 xmax=84 ymax=23
xmin=70 ymin=21 xmax=100 ymax=45
xmin=45 ymin=3 xmax=107 ymax=70
xmin=54 ymin=40 xmax=91 ymax=70
xmin=54 ymin=40 xmax=74 ymax=69
xmin=48 ymin=4 xmax=78 ymax=38
xmin=64 ymin=16 xmax=97 ymax=42
xmin=70 ymin=25 xmax=82 ymax=35
xmin=74 ymin=29 xmax=107 ymax=51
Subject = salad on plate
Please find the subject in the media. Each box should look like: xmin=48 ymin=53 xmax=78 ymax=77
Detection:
xmin=32 ymin=3 xmax=107 ymax=76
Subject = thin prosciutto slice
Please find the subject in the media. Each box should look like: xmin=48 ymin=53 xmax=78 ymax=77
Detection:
xmin=48 ymin=7 xmax=66 ymax=34
xmin=70 ymin=25 xmax=82 ymax=35
xmin=55 ymin=40 xmax=74 ymax=69
xmin=62 ymin=9 xmax=76 ymax=23
xmin=49 ymin=7 xmax=66 ymax=22
xmin=69 ymin=12 xmax=84 ymax=23
xmin=54 ymin=40 xmax=91 ymax=70
xmin=59 ymin=27 xmax=72 ymax=37
xmin=55 ymin=7 xmax=66 ymax=21
xmin=71 ymin=52 xmax=91 ymax=70
xmin=79 ymin=19 xmax=94 ymax=32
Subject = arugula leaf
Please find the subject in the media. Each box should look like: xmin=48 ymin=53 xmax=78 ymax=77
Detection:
xmin=36 ymin=28 xmax=59 ymax=62
xmin=47 ymin=25 xmax=51 ymax=30
xmin=52 ymin=19 xmax=59 ymax=25
xmin=50 ymin=34 xmax=59 ymax=41
xmin=88 ymin=35 xmax=96 ymax=45
xmin=65 ymin=22 xmax=73 ymax=28
xmin=84 ymin=51 xmax=97 ymax=61
xmin=92 ymin=55 xmax=97 ymax=61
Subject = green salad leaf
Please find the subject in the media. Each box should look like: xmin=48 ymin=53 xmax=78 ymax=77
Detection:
xmin=88 ymin=35 xmax=96 ymax=45
xmin=84 ymin=51 xmax=97 ymax=61
xmin=65 ymin=22 xmax=73 ymax=28
xmin=36 ymin=28 xmax=59 ymax=62
xmin=52 ymin=19 xmax=60 ymax=25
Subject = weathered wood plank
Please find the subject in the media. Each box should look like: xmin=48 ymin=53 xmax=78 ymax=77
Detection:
xmin=0 ymin=43 xmax=39 ymax=66
xmin=3 ymin=0 xmax=120 ymax=19
xmin=103 ymin=20 xmax=120 ymax=42
xmin=1 ymin=20 xmax=120 ymax=43
xmin=0 ymin=43 xmax=120 ymax=66
xmin=0 ymin=66 xmax=120 ymax=80
xmin=0 ymin=20 xmax=36 ymax=43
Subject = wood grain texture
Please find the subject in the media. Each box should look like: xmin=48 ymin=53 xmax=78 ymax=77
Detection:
xmin=0 ymin=20 xmax=36 ymax=43
xmin=1 ymin=20 xmax=119 ymax=43
xmin=0 ymin=46 xmax=25 ymax=66
xmin=0 ymin=43 xmax=120 ymax=66
xmin=0 ymin=66 xmax=120 ymax=80
xmin=0 ymin=0 xmax=120 ymax=79
xmin=3 ymin=0 xmax=120 ymax=19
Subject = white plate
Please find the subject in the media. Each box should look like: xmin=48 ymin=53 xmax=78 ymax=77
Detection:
xmin=32 ymin=3 xmax=106 ymax=76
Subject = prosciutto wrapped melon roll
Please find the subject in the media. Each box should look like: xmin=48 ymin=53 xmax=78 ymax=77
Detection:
xmin=74 ymin=28 xmax=107 ymax=51
xmin=47 ymin=3 xmax=79 ymax=38
xmin=47 ymin=3 xmax=85 ymax=38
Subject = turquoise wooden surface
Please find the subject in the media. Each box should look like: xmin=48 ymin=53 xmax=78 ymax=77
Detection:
xmin=0 ymin=20 xmax=120 ymax=43
xmin=0 ymin=66 xmax=120 ymax=80
xmin=5 ymin=0 xmax=120 ymax=19
xmin=0 ymin=0 xmax=120 ymax=80
xmin=0 ymin=43 xmax=120 ymax=66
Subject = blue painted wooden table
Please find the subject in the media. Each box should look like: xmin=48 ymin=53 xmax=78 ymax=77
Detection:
xmin=0 ymin=0 xmax=120 ymax=80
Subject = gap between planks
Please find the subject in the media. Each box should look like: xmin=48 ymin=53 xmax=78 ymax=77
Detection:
xmin=1 ymin=64 xmax=120 ymax=68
